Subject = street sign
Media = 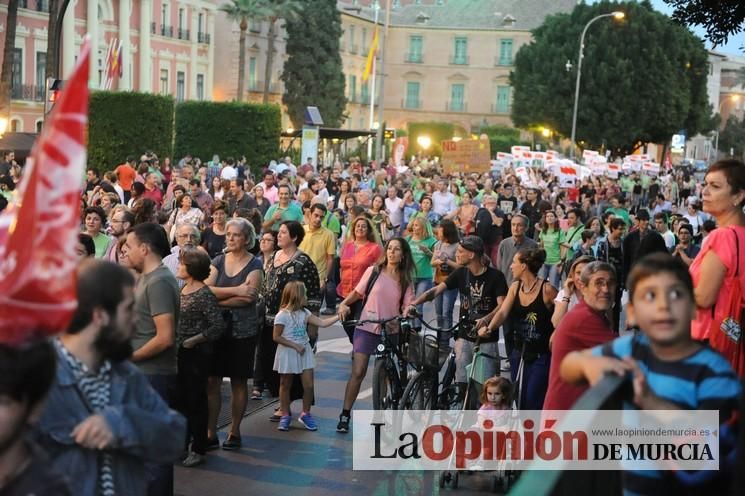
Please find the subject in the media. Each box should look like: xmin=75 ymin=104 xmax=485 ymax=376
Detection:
xmin=442 ymin=139 xmax=491 ymax=174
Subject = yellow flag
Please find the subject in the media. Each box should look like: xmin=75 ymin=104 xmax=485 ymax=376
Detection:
xmin=362 ymin=28 xmax=379 ymax=82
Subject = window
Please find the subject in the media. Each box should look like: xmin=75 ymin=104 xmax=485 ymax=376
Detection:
xmin=453 ymin=37 xmax=467 ymax=64
xmin=160 ymin=69 xmax=169 ymax=95
xmin=496 ymin=85 xmax=511 ymax=113
xmin=162 ymin=3 xmax=168 ymax=25
xmin=176 ymin=71 xmax=185 ymax=101
xmin=405 ymin=81 xmax=420 ymax=109
xmin=361 ymin=81 xmax=369 ymax=103
xmin=179 ymin=8 xmax=184 ymax=31
xmin=196 ymin=74 xmax=204 ymax=101
xmin=499 ymin=39 xmax=513 ymax=65
xmin=362 ymin=27 xmax=368 ymax=52
xmin=36 ymin=52 xmax=46 ymax=99
xmin=248 ymin=57 xmax=257 ymax=90
xmin=198 ymin=13 xmax=204 ymax=34
xmin=348 ymin=25 xmax=356 ymax=53
xmin=407 ymin=35 xmax=422 ymax=63
xmin=36 ymin=120 xmax=43 ymax=133
xmin=10 ymin=49 xmax=22 ymax=99
xmin=11 ymin=119 xmax=21 ymax=132
xmin=450 ymin=83 xmax=465 ymax=111
xmin=349 ymin=75 xmax=357 ymax=103
xmin=250 ymin=18 xmax=261 ymax=33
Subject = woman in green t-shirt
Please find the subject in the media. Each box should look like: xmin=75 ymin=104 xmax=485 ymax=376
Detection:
xmin=538 ymin=210 xmax=562 ymax=288
xmin=406 ymin=216 xmax=437 ymax=330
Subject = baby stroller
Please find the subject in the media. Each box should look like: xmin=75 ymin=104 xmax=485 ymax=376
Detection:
xmin=438 ymin=341 xmax=518 ymax=492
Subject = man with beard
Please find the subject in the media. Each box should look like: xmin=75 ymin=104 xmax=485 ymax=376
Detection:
xmin=123 ymin=223 xmax=180 ymax=496
xmin=35 ymin=260 xmax=185 ymax=496
xmin=104 ymin=207 xmax=134 ymax=263
xmin=0 ymin=339 xmax=70 ymax=495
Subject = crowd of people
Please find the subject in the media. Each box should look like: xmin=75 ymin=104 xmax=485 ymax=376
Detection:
xmin=0 ymin=147 xmax=744 ymax=495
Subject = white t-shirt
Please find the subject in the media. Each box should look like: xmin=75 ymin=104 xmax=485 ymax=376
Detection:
xmin=220 ymin=166 xmax=238 ymax=180
xmin=274 ymin=308 xmax=311 ymax=346
xmin=385 ymin=197 xmax=404 ymax=227
xmin=432 ymin=191 xmax=456 ymax=216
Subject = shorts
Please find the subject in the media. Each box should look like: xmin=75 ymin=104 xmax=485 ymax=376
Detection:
xmin=352 ymin=328 xmax=399 ymax=356
xmin=454 ymin=339 xmax=500 ymax=384
xmin=209 ymin=335 xmax=257 ymax=379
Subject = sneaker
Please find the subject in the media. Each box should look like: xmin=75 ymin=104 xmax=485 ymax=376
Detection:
xmin=205 ymin=437 xmax=220 ymax=451
xmin=336 ymin=413 xmax=350 ymax=433
xmin=182 ymin=452 xmax=205 ymax=467
xmin=269 ymin=407 xmax=289 ymax=422
xmin=298 ymin=412 xmax=318 ymax=431
xmin=221 ymin=435 xmax=242 ymax=450
xmin=278 ymin=415 xmax=292 ymax=431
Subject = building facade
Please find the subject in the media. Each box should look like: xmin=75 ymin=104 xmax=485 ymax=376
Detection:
xmin=0 ymin=0 xmax=217 ymax=133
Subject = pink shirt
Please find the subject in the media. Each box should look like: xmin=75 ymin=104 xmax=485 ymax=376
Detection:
xmin=354 ymin=267 xmax=414 ymax=335
xmin=263 ymin=184 xmax=279 ymax=204
xmin=690 ymin=226 xmax=745 ymax=340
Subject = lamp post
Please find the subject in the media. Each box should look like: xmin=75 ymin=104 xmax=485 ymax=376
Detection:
xmin=374 ymin=0 xmax=392 ymax=162
xmin=569 ymin=11 xmax=625 ymax=159
xmin=713 ymin=94 xmax=740 ymax=161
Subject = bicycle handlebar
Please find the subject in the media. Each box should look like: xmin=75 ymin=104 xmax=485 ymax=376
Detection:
xmin=406 ymin=309 xmax=464 ymax=335
xmin=343 ymin=315 xmax=408 ymax=327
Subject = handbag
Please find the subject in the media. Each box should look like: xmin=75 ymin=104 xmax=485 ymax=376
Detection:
xmin=708 ymin=228 xmax=745 ymax=379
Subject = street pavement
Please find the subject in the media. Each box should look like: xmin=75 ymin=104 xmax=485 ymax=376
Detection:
xmin=174 ymin=316 xmax=507 ymax=496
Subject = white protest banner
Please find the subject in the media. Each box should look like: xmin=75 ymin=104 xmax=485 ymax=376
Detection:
xmin=582 ymin=150 xmax=599 ymax=164
xmin=531 ymin=151 xmax=547 ymax=168
xmin=515 ymin=166 xmax=531 ymax=184
xmin=580 ymin=166 xmax=593 ymax=179
xmin=546 ymin=150 xmax=558 ymax=161
xmin=642 ymin=162 xmax=660 ymax=177
xmin=496 ymin=152 xmax=513 ymax=165
xmin=559 ymin=164 xmax=579 ymax=187
xmin=607 ymin=162 xmax=621 ymax=178
xmin=511 ymin=145 xmax=530 ymax=157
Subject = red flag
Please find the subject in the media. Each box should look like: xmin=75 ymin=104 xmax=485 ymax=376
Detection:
xmin=0 ymin=37 xmax=91 ymax=345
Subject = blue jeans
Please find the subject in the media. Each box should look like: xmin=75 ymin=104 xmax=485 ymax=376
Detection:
xmin=434 ymin=286 xmax=458 ymax=334
xmin=509 ymin=350 xmax=550 ymax=410
xmin=539 ymin=263 xmax=562 ymax=289
xmin=413 ymin=278 xmax=433 ymax=328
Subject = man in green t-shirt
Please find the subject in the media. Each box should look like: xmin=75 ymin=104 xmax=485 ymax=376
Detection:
xmin=262 ymin=184 xmax=304 ymax=232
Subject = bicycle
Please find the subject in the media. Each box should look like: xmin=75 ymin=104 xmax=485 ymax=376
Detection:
xmin=342 ymin=315 xmax=415 ymax=410
xmin=400 ymin=314 xmax=465 ymax=411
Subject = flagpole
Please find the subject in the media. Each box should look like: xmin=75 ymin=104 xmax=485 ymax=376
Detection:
xmin=366 ymin=1 xmax=380 ymax=161
xmin=374 ymin=0 xmax=392 ymax=162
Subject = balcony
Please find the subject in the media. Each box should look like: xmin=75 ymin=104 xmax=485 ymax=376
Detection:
xmin=197 ymin=32 xmax=211 ymax=44
xmin=449 ymin=55 xmax=469 ymax=65
xmin=446 ymin=101 xmax=467 ymax=112
xmin=177 ymin=28 xmax=191 ymax=41
xmin=491 ymin=103 xmax=511 ymax=114
xmin=495 ymin=56 xmax=513 ymax=66
xmin=405 ymin=52 xmax=423 ymax=63
xmin=348 ymin=44 xmax=359 ymax=54
xmin=402 ymin=98 xmax=422 ymax=109
xmin=11 ymin=83 xmax=45 ymax=102
xmin=160 ymin=24 xmax=174 ymax=37
xmin=19 ymin=0 xmax=50 ymax=12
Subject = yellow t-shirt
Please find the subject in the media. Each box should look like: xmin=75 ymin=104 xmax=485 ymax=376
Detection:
xmin=299 ymin=225 xmax=337 ymax=282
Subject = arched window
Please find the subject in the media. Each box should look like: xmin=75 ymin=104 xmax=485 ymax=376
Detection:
xmin=36 ymin=119 xmax=44 ymax=133
xmin=10 ymin=118 xmax=22 ymax=132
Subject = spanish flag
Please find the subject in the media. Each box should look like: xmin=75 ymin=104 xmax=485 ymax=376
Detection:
xmin=362 ymin=28 xmax=379 ymax=82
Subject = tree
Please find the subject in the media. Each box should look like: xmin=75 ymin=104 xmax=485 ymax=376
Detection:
xmin=511 ymin=0 xmax=711 ymax=155
xmin=0 ymin=0 xmax=20 ymax=127
xmin=282 ymin=0 xmax=346 ymax=128
xmin=219 ymin=0 xmax=273 ymax=102
xmin=718 ymin=115 xmax=745 ymax=159
xmin=664 ymin=0 xmax=745 ymax=48
xmin=262 ymin=0 xmax=302 ymax=104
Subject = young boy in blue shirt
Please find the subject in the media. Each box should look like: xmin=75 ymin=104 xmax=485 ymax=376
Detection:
xmin=561 ymin=253 xmax=741 ymax=494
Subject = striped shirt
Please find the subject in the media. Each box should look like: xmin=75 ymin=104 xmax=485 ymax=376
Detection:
xmin=592 ymin=333 xmax=741 ymax=495
xmin=55 ymin=339 xmax=116 ymax=496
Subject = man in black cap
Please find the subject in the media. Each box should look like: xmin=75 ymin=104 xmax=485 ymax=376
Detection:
xmin=407 ymin=235 xmax=508 ymax=403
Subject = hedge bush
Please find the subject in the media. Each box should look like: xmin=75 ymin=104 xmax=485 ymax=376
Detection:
xmin=88 ymin=91 xmax=174 ymax=172
xmin=174 ymin=101 xmax=281 ymax=174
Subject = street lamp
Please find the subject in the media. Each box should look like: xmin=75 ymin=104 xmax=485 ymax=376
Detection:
xmin=0 ymin=117 xmax=8 ymax=139
xmin=417 ymin=135 xmax=432 ymax=150
xmin=713 ymin=94 xmax=741 ymax=160
xmin=569 ymin=11 xmax=625 ymax=159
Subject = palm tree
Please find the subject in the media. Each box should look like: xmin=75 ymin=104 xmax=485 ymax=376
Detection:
xmin=219 ymin=0 xmax=272 ymax=102
xmin=0 ymin=0 xmax=20 ymax=127
xmin=262 ymin=0 xmax=302 ymax=104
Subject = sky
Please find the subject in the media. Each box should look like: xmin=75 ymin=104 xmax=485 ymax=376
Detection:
xmin=588 ymin=0 xmax=745 ymax=56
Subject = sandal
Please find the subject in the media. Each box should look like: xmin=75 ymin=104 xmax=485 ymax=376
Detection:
xmin=251 ymin=388 xmax=263 ymax=400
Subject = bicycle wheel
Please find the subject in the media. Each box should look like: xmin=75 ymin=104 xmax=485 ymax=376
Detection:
xmin=438 ymin=357 xmax=462 ymax=410
xmin=401 ymin=371 xmax=437 ymax=410
xmin=372 ymin=357 xmax=397 ymax=410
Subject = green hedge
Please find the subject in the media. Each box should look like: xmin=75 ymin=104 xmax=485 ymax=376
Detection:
xmin=174 ymin=101 xmax=281 ymax=174
xmin=88 ymin=91 xmax=174 ymax=172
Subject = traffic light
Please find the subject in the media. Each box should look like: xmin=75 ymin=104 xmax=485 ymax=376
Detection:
xmin=45 ymin=78 xmax=64 ymax=115
xmin=384 ymin=128 xmax=396 ymax=140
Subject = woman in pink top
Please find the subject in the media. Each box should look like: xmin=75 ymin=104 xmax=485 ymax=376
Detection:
xmin=689 ymin=160 xmax=745 ymax=354
xmin=335 ymin=237 xmax=415 ymax=432
xmin=337 ymin=216 xmax=383 ymax=341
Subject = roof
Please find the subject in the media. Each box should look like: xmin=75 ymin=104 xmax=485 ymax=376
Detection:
xmin=0 ymin=133 xmax=37 ymax=160
xmin=339 ymin=0 xmax=577 ymax=31
xmin=281 ymin=128 xmax=376 ymax=140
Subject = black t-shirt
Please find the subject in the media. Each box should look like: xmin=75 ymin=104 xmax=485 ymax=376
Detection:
xmin=648 ymin=182 xmax=660 ymax=199
xmin=607 ymin=240 xmax=624 ymax=286
xmin=228 ymin=193 xmax=258 ymax=215
xmin=445 ymin=266 xmax=508 ymax=342
xmin=497 ymin=195 xmax=518 ymax=237
xmin=201 ymin=228 xmax=226 ymax=258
